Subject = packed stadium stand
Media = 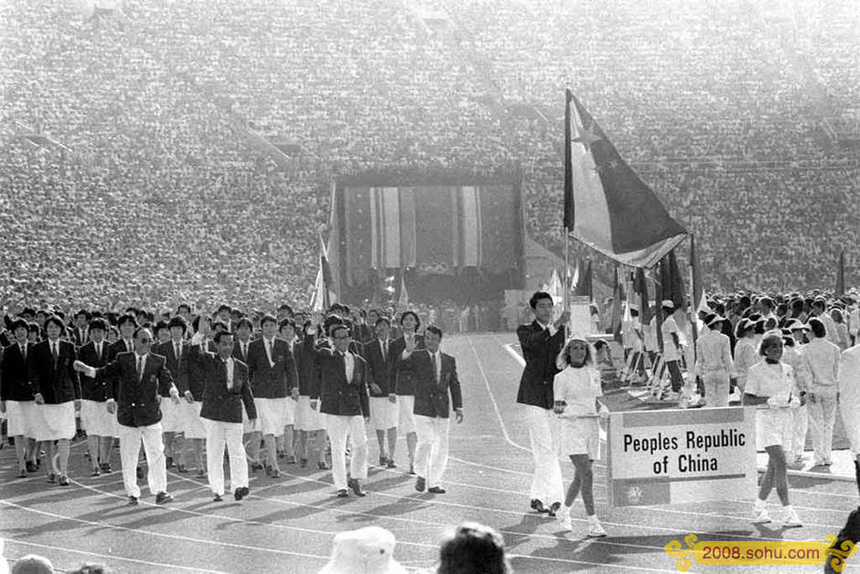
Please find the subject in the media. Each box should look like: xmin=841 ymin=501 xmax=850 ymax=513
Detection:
xmin=1 ymin=0 xmax=857 ymax=308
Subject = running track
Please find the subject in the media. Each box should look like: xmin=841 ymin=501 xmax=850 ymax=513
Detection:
xmin=1 ymin=333 xmax=858 ymax=573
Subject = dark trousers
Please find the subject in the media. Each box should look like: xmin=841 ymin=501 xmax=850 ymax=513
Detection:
xmin=665 ymin=360 xmax=684 ymax=393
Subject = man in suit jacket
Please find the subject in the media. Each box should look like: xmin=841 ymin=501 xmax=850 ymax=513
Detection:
xmin=402 ymin=326 xmax=463 ymax=494
xmin=75 ymin=327 xmax=181 ymax=505
xmin=77 ymin=318 xmax=115 ymax=475
xmin=245 ymin=314 xmax=298 ymax=478
xmin=0 ymin=318 xmax=38 ymax=476
xmin=71 ymin=310 xmax=90 ymax=347
xmin=29 ymin=315 xmax=81 ymax=485
xmin=310 ymin=322 xmax=371 ymax=498
xmin=155 ymin=316 xmax=196 ymax=473
xmin=189 ymin=330 xmax=257 ymax=502
xmin=363 ymin=317 xmax=398 ymax=468
xmin=516 ymin=291 xmax=569 ymax=517
xmin=106 ymin=314 xmax=138 ymax=398
xmin=388 ymin=311 xmax=424 ymax=474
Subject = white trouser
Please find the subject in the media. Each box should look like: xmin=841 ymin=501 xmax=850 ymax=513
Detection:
xmin=702 ymin=371 xmax=730 ymax=408
xmin=324 ymin=414 xmax=368 ymax=490
xmin=523 ymin=405 xmax=564 ymax=505
xmin=787 ymin=404 xmax=808 ymax=459
xmin=414 ymin=415 xmax=450 ymax=488
xmin=807 ymin=392 xmax=837 ymax=463
xmin=117 ymin=422 xmax=167 ymax=498
xmin=205 ymin=420 xmax=248 ymax=496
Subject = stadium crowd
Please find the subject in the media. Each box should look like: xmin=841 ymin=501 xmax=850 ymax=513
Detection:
xmin=2 ymin=0 xmax=858 ymax=312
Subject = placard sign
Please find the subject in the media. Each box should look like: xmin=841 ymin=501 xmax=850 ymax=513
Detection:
xmin=607 ymin=407 xmax=757 ymax=507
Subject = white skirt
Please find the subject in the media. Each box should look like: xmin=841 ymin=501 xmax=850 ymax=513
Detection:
xmin=255 ymin=398 xmax=286 ymax=436
xmin=369 ymin=396 xmax=398 ymax=430
xmin=295 ymin=396 xmax=325 ymax=431
xmin=183 ymin=401 xmax=207 ymax=440
xmin=756 ymin=408 xmax=790 ymax=450
xmin=559 ymin=416 xmax=600 ymax=459
xmin=33 ymin=402 xmax=76 ymax=442
xmin=5 ymin=400 xmax=36 ymax=438
xmin=283 ymin=396 xmax=296 ymax=426
xmin=160 ymin=399 xmax=184 ymax=433
xmin=80 ymin=400 xmax=118 ymax=437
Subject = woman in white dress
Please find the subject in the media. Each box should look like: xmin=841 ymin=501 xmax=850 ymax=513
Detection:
xmin=733 ymin=318 xmax=758 ymax=395
xmin=743 ymin=333 xmax=802 ymax=527
xmin=552 ymin=335 xmax=607 ymax=538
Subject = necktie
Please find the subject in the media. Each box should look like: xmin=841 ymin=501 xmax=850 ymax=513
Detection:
xmin=175 ymin=342 xmax=181 ymax=361
xmin=382 ymin=340 xmax=387 ymax=362
xmin=223 ymin=360 xmax=230 ymax=388
xmin=243 ymin=343 xmax=248 ymax=361
xmin=52 ymin=342 xmax=59 ymax=366
xmin=21 ymin=344 xmax=27 ymax=361
xmin=96 ymin=343 xmax=101 ymax=361
xmin=431 ymin=352 xmax=438 ymax=385
xmin=137 ymin=356 xmax=144 ymax=382
xmin=267 ymin=339 xmax=273 ymax=363
xmin=337 ymin=351 xmax=347 ymax=380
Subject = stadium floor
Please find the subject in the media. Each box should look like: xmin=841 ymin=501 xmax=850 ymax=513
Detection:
xmin=1 ymin=333 xmax=858 ymax=573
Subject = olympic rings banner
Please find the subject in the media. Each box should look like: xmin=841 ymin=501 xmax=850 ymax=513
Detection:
xmin=606 ymin=407 xmax=757 ymax=507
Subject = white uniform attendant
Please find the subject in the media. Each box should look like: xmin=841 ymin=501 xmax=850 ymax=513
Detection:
xmin=837 ymin=344 xmax=860 ymax=455
xmin=733 ymin=337 xmax=759 ymax=394
xmin=781 ymin=344 xmax=809 ymax=461
xmin=695 ymin=322 xmax=734 ymax=408
xmin=553 ymin=366 xmax=602 ymax=459
xmin=746 ymin=361 xmax=796 ymax=450
xmin=801 ymin=337 xmax=840 ymax=465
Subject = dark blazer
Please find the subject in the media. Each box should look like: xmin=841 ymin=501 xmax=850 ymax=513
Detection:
xmin=106 ymin=338 xmax=135 ymax=396
xmin=154 ymin=340 xmax=192 ymax=397
xmin=78 ymin=340 xmax=111 ymax=401
xmin=71 ymin=327 xmax=89 ymax=348
xmin=363 ymin=338 xmax=392 ymax=397
xmin=390 ymin=334 xmax=425 ymax=396
xmin=246 ymin=338 xmax=297 ymax=398
xmin=516 ymin=321 xmax=566 ymax=409
xmin=405 ymin=349 xmax=463 ymax=419
xmin=189 ymin=347 xmax=257 ymax=424
xmin=1 ymin=343 xmax=35 ymax=402
xmin=96 ymin=352 xmax=177 ymax=427
xmin=291 ymin=337 xmax=317 ymax=396
xmin=232 ymin=339 xmax=253 ymax=364
xmin=29 ymin=340 xmax=80 ymax=404
xmin=311 ymin=348 xmax=370 ymax=417
xmin=108 ymin=338 xmax=135 ymax=359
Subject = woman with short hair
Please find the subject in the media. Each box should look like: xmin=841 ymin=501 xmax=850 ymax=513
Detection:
xmin=743 ymin=334 xmax=802 ymax=527
xmin=553 ymin=335 xmax=607 ymax=538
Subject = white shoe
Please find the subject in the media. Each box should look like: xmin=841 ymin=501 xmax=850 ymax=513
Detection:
xmin=752 ymin=508 xmax=772 ymax=524
xmin=557 ymin=508 xmax=572 ymax=531
xmin=587 ymin=521 xmax=607 ymax=538
xmin=782 ymin=507 xmax=802 ymax=528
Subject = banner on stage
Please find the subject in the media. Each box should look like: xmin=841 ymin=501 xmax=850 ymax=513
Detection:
xmin=606 ymin=407 xmax=756 ymax=507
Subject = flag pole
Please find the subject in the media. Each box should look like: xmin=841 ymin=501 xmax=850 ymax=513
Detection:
xmin=563 ymin=89 xmax=573 ymax=317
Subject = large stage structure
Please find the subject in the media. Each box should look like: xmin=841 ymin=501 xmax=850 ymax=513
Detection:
xmin=330 ymin=171 xmax=526 ymax=306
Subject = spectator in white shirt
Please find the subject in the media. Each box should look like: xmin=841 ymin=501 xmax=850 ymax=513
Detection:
xmin=801 ymin=318 xmax=841 ymax=467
